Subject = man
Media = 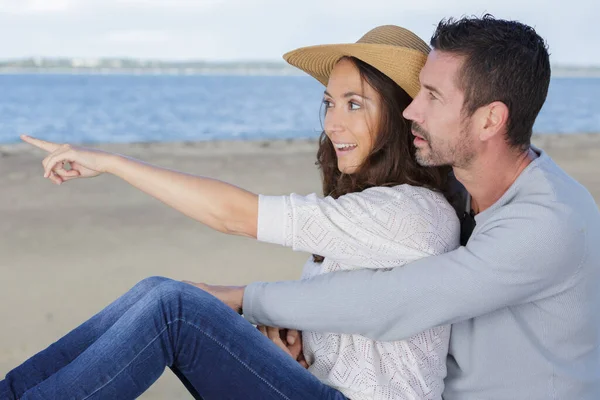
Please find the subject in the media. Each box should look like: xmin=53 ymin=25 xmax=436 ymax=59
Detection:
xmin=210 ymin=15 xmax=600 ymax=399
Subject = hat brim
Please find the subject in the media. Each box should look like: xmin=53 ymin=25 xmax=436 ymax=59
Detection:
xmin=283 ymin=43 xmax=427 ymax=99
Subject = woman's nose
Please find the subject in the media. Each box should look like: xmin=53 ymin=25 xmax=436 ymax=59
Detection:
xmin=324 ymin=107 xmax=344 ymax=135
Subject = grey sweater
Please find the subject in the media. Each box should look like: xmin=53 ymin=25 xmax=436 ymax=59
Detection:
xmin=243 ymin=149 xmax=600 ymax=400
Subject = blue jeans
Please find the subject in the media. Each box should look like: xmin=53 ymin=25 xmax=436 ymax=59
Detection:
xmin=0 ymin=277 xmax=347 ymax=400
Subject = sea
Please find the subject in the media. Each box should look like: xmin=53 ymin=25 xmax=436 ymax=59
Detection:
xmin=0 ymin=74 xmax=599 ymax=144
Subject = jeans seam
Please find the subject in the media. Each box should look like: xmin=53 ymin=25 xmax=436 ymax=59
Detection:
xmin=80 ymin=318 xmax=292 ymax=400
xmin=80 ymin=324 xmax=170 ymax=400
xmin=189 ymin=320 xmax=292 ymax=400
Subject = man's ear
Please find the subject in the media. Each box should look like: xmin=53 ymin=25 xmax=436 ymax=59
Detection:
xmin=479 ymin=101 xmax=509 ymax=142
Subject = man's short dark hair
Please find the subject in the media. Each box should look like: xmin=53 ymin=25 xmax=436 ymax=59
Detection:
xmin=430 ymin=14 xmax=551 ymax=149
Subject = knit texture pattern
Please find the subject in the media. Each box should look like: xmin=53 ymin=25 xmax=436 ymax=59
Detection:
xmin=258 ymin=185 xmax=460 ymax=399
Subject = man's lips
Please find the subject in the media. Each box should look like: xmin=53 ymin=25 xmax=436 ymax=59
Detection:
xmin=411 ymin=130 xmax=426 ymax=140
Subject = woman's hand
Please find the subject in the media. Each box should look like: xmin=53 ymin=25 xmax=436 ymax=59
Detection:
xmin=183 ymin=281 xmax=245 ymax=314
xmin=257 ymin=326 xmax=308 ymax=369
xmin=20 ymin=134 xmax=113 ymax=184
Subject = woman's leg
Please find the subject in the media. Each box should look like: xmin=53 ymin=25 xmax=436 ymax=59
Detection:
xmin=18 ymin=281 xmax=347 ymax=400
xmin=0 ymin=276 xmax=170 ymax=400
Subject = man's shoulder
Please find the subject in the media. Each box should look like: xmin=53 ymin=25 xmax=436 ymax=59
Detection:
xmin=516 ymin=151 xmax=600 ymax=282
xmin=518 ymin=151 xmax=598 ymax=218
xmin=486 ymin=151 xmax=599 ymax=256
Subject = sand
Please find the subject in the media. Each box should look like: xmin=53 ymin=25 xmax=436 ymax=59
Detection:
xmin=1 ymin=134 xmax=599 ymax=398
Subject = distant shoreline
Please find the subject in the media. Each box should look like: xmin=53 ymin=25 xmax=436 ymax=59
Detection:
xmin=1 ymin=58 xmax=599 ymax=78
xmin=1 ymin=69 xmax=599 ymax=79
xmin=0 ymin=68 xmax=305 ymax=77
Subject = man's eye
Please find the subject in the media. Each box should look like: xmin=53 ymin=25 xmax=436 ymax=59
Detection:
xmin=428 ymin=92 xmax=437 ymax=100
xmin=322 ymin=99 xmax=333 ymax=108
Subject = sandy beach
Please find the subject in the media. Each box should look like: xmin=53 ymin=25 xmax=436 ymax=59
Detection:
xmin=1 ymin=134 xmax=599 ymax=398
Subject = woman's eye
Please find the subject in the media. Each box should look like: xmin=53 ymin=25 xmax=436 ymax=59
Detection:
xmin=322 ymin=99 xmax=333 ymax=108
xmin=349 ymin=101 xmax=361 ymax=110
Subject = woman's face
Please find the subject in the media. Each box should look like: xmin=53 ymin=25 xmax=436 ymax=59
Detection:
xmin=323 ymin=58 xmax=381 ymax=174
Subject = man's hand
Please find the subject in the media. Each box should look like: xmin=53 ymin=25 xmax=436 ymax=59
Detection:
xmin=183 ymin=281 xmax=245 ymax=314
xmin=257 ymin=326 xmax=308 ymax=369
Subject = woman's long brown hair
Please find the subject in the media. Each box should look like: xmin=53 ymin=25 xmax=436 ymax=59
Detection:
xmin=313 ymin=56 xmax=452 ymax=262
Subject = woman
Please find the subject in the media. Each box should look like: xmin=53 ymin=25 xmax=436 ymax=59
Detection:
xmin=1 ymin=25 xmax=460 ymax=399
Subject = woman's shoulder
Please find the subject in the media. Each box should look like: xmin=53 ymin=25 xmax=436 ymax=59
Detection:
xmin=290 ymin=184 xmax=459 ymax=227
xmin=358 ymin=184 xmax=456 ymax=212
xmin=355 ymin=185 xmax=461 ymax=253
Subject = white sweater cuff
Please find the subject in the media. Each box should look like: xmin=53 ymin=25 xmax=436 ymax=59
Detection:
xmin=257 ymin=195 xmax=288 ymax=245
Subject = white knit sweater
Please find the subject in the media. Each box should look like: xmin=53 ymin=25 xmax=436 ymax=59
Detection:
xmin=257 ymin=185 xmax=460 ymax=400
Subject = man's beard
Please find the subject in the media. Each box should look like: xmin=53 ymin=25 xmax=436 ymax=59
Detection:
xmin=411 ymin=122 xmax=443 ymax=167
xmin=411 ymin=122 xmax=474 ymax=168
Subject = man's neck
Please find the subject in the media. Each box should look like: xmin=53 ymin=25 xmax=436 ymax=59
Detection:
xmin=456 ymin=147 xmax=538 ymax=214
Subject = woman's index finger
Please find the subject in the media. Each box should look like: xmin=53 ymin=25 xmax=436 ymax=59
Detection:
xmin=20 ymin=134 xmax=60 ymax=153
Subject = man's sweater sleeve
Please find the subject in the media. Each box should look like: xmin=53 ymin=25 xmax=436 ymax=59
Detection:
xmin=243 ymin=202 xmax=586 ymax=342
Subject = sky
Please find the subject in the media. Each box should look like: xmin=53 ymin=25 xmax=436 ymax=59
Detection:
xmin=0 ymin=0 xmax=597 ymax=66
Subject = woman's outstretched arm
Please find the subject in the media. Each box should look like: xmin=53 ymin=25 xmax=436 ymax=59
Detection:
xmin=21 ymin=134 xmax=258 ymax=238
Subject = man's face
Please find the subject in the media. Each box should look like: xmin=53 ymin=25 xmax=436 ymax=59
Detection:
xmin=403 ymin=50 xmax=477 ymax=169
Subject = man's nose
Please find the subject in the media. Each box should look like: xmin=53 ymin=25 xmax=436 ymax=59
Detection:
xmin=402 ymin=94 xmax=423 ymax=124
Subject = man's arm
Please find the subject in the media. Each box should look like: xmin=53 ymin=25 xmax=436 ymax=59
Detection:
xmin=243 ymin=204 xmax=585 ymax=341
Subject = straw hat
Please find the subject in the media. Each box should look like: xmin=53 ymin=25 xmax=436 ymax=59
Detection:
xmin=283 ymin=25 xmax=430 ymax=98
